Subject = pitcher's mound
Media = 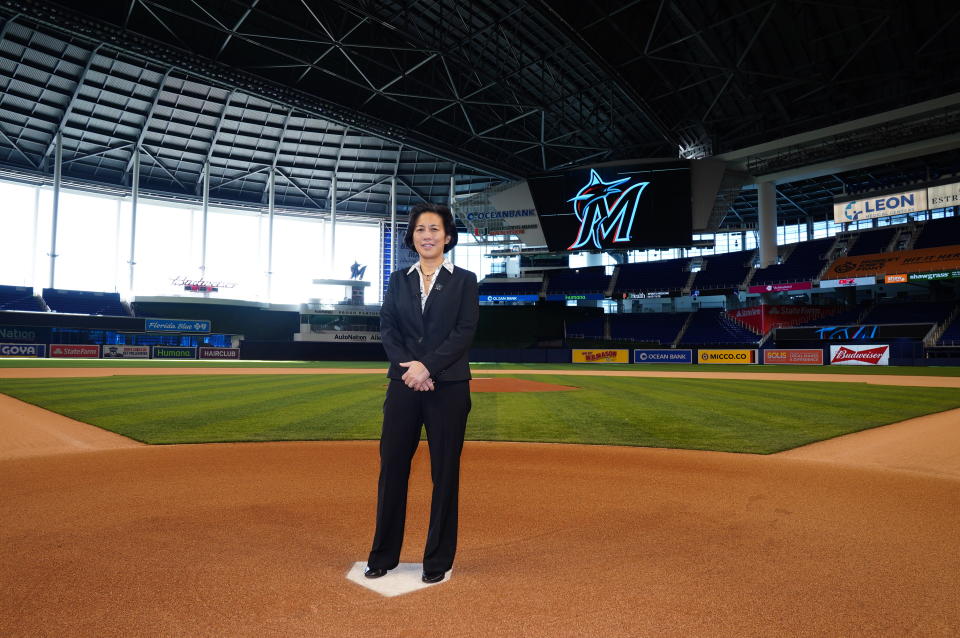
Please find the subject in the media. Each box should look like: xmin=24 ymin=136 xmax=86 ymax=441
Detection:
xmin=469 ymin=377 xmax=577 ymax=393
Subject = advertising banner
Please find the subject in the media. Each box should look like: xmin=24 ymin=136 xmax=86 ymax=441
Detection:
xmin=910 ymin=270 xmax=960 ymax=281
xmin=50 ymin=344 xmax=99 ymax=358
xmin=145 ymin=318 xmax=212 ymax=333
xmin=884 ymin=274 xmax=908 ymax=284
xmin=198 ymin=347 xmax=240 ymax=360
xmin=546 ymin=293 xmax=605 ymax=301
xmin=572 ymin=349 xmax=629 ymax=363
xmin=829 ymin=344 xmax=890 ymax=366
xmin=483 ymin=181 xmax=548 ymax=246
xmin=825 ymin=246 xmax=960 ymax=279
xmin=0 ymin=326 xmax=51 ymax=343
xmin=818 ymin=276 xmax=876 ymax=288
xmin=927 ymin=182 xmax=960 ymax=209
xmin=296 ymin=330 xmax=382 ymax=343
xmin=727 ymin=305 xmax=838 ymax=334
xmin=479 ymin=294 xmax=539 ymax=303
xmin=0 ymin=343 xmax=45 ymax=357
xmin=747 ymin=281 xmax=813 ymax=294
xmin=101 ymin=344 xmax=150 ymax=359
xmin=763 ymin=349 xmax=824 ymax=365
xmin=833 ymin=189 xmax=927 ymax=223
xmin=633 ymin=349 xmax=693 ymax=364
xmin=152 ymin=346 xmax=197 ymax=359
xmin=777 ymin=323 xmax=933 ymax=341
xmin=697 ymin=349 xmax=757 ymax=364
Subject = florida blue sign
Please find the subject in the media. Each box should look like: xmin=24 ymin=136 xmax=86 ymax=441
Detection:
xmin=145 ymin=318 xmax=212 ymax=333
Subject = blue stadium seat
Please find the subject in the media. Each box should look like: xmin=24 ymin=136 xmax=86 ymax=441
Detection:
xmin=914 ymin=216 xmax=960 ymax=249
xmin=0 ymin=285 xmax=45 ymax=312
xmin=609 ymin=312 xmax=689 ymax=344
xmin=546 ymin=267 xmax=610 ymax=294
xmin=750 ymin=237 xmax=835 ymax=286
xmin=42 ymin=288 xmax=129 ymax=316
xmin=692 ymin=251 xmax=753 ymax=291
xmin=614 ymin=258 xmax=690 ymax=294
xmin=680 ymin=309 xmax=759 ymax=345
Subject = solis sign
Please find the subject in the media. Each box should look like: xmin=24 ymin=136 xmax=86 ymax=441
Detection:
xmin=829 ymin=344 xmax=890 ymax=366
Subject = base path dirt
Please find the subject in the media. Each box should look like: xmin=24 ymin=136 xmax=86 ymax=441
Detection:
xmin=779 ymin=407 xmax=960 ymax=479
xmin=0 ymin=394 xmax=142 ymax=460
xmin=2 ymin=441 xmax=958 ymax=637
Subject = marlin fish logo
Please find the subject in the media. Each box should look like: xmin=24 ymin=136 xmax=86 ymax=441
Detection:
xmin=567 ymin=169 xmax=649 ymax=250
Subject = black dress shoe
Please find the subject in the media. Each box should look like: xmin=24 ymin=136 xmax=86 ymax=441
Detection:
xmin=364 ymin=566 xmax=388 ymax=579
xmin=421 ymin=570 xmax=445 ymax=584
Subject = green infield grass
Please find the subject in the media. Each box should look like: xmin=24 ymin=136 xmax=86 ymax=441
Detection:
xmin=1 ymin=373 xmax=957 ymax=454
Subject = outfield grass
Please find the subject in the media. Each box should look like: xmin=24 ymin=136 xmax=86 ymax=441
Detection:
xmin=1 ymin=373 xmax=957 ymax=454
xmin=1 ymin=358 xmax=960 ymax=376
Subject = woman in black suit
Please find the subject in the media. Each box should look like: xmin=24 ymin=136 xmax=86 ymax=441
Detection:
xmin=364 ymin=203 xmax=479 ymax=584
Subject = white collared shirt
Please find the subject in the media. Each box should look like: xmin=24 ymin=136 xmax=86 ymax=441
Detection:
xmin=408 ymin=259 xmax=454 ymax=311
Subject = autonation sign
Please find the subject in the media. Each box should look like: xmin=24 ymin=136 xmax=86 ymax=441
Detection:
xmin=833 ymin=189 xmax=927 ymax=223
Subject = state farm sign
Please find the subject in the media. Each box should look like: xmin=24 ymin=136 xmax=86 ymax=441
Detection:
xmin=50 ymin=344 xmax=100 ymax=358
xmin=829 ymin=344 xmax=890 ymax=366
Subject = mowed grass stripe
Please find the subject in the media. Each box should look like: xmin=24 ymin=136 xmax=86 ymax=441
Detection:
xmin=1 ymin=374 xmax=958 ymax=453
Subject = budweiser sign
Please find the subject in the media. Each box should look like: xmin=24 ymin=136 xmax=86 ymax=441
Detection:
xmin=829 ymin=345 xmax=890 ymax=366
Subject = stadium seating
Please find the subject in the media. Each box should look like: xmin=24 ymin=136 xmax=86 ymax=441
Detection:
xmin=42 ymin=288 xmax=128 ymax=316
xmin=680 ymin=308 xmax=759 ymax=345
xmin=545 ymin=266 xmax=610 ymax=294
xmin=938 ymin=317 xmax=960 ymax=345
xmin=478 ymin=280 xmax=542 ymax=296
xmin=750 ymin=237 xmax=836 ymax=286
xmin=614 ymin=258 xmax=690 ymax=294
xmin=692 ymin=251 xmax=753 ymax=291
xmin=804 ymin=303 xmax=870 ymax=326
xmin=846 ymin=227 xmax=897 ymax=256
xmin=914 ymin=215 xmax=960 ymax=249
xmin=0 ymin=285 xmax=45 ymax=312
xmin=565 ymin=317 xmax=604 ymax=339
xmin=609 ymin=312 xmax=689 ymax=344
xmin=861 ymin=301 xmax=955 ymax=325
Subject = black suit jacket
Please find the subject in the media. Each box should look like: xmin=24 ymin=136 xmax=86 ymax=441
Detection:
xmin=380 ymin=265 xmax=479 ymax=381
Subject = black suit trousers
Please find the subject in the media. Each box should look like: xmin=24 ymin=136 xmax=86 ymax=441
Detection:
xmin=367 ymin=379 xmax=471 ymax=573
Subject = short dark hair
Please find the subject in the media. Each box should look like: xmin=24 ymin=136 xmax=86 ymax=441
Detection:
xmin=403 ymin=202 xmax=459 ymax=253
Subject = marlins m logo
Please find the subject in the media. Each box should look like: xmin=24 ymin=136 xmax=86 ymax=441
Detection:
xmin=567 ymin=169 xmax=649 ymax=250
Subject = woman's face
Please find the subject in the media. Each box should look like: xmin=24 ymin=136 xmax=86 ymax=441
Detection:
xmin=413 ymin=212 xmax=450 ymax=261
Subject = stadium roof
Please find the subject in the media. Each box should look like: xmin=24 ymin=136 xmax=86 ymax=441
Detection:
xmin=0 ymin=0 xmax=959 ymax=228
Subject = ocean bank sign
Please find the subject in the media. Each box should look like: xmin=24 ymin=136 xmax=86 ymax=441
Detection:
xmin=833 ymin=189 xmax=927 ymax=223
xmin=145 ymin=318 xmax=212 ymax=333
xmin=633 ymin=349 xmax=693 ymax=364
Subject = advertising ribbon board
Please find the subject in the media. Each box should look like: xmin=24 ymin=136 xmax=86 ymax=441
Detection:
xmin=819 ymin=276 xmax=877 ymax=288
xmin=763 ymin=349 xmax=824 ymax=365
xmin=0 ymin=326 xmax=51 ymax=343
xmin=479 ymin=295 xmax=539 ymax=303
xmin=50 ymin=344 xmax=100 ymax=358
xmin=546 ymin=293 xmax=605 ymax=301
xmin=101 ymin=345 xmax=150 ymax=359
xmin=829 ymin=344 xmax=890 ymax=366
xmin=145 ymin=318 xmax=212 ymax=333
xmin=0 ymin=343 xmax=46 ymax=357
xmin=909 ymin=270 xmax=960 ymax=281
xmin=927 ymin=182 xmax=960 ymax=209
xmin=633 ymin=349 xmax=693 ymax=364
xmin=152 ymin=346 xmax=197 ymax=359
xmin=198 ymin=347 xmax=240 ymax=360
xmin=572 ymin=349 xmax=629 ymax=363
xmin=833 ymin=189 xmax=927 ymax=223
xmin=698 ymin=349 xmax=757 ymax=364
xmin=747 ymin=281 xmax=813 ymax=294
xmin=824 ymin=246 xmax=960 ymax=279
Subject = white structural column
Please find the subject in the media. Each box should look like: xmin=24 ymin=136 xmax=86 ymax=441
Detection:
xmin=757 ymin=181 xmax=777 ymax=268
xmin=201 ymin=159 xmax=210 ymax=276
xmin=31 ymin=186 xmax=40 ymax=289
xmin=448 ymin=172 xmax=456 ymax=264
xmin=266 ymin=168 xmax=275 ymax=301
xmin=128 ymin=147 xmax=140 ymax=293
xmin=48 ymin=133 xmax=62 ymax=289
xmin=329 ymin=172 xmax=337 ymax=275
xmin=389 ymin=175 xmax=397 ymax=274
xmin=586 ymin=252 xmax=603 ymax=267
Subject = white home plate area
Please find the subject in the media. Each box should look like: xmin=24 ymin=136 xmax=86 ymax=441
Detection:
xmin=345 ymin=562 xmax=451 ymax=597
